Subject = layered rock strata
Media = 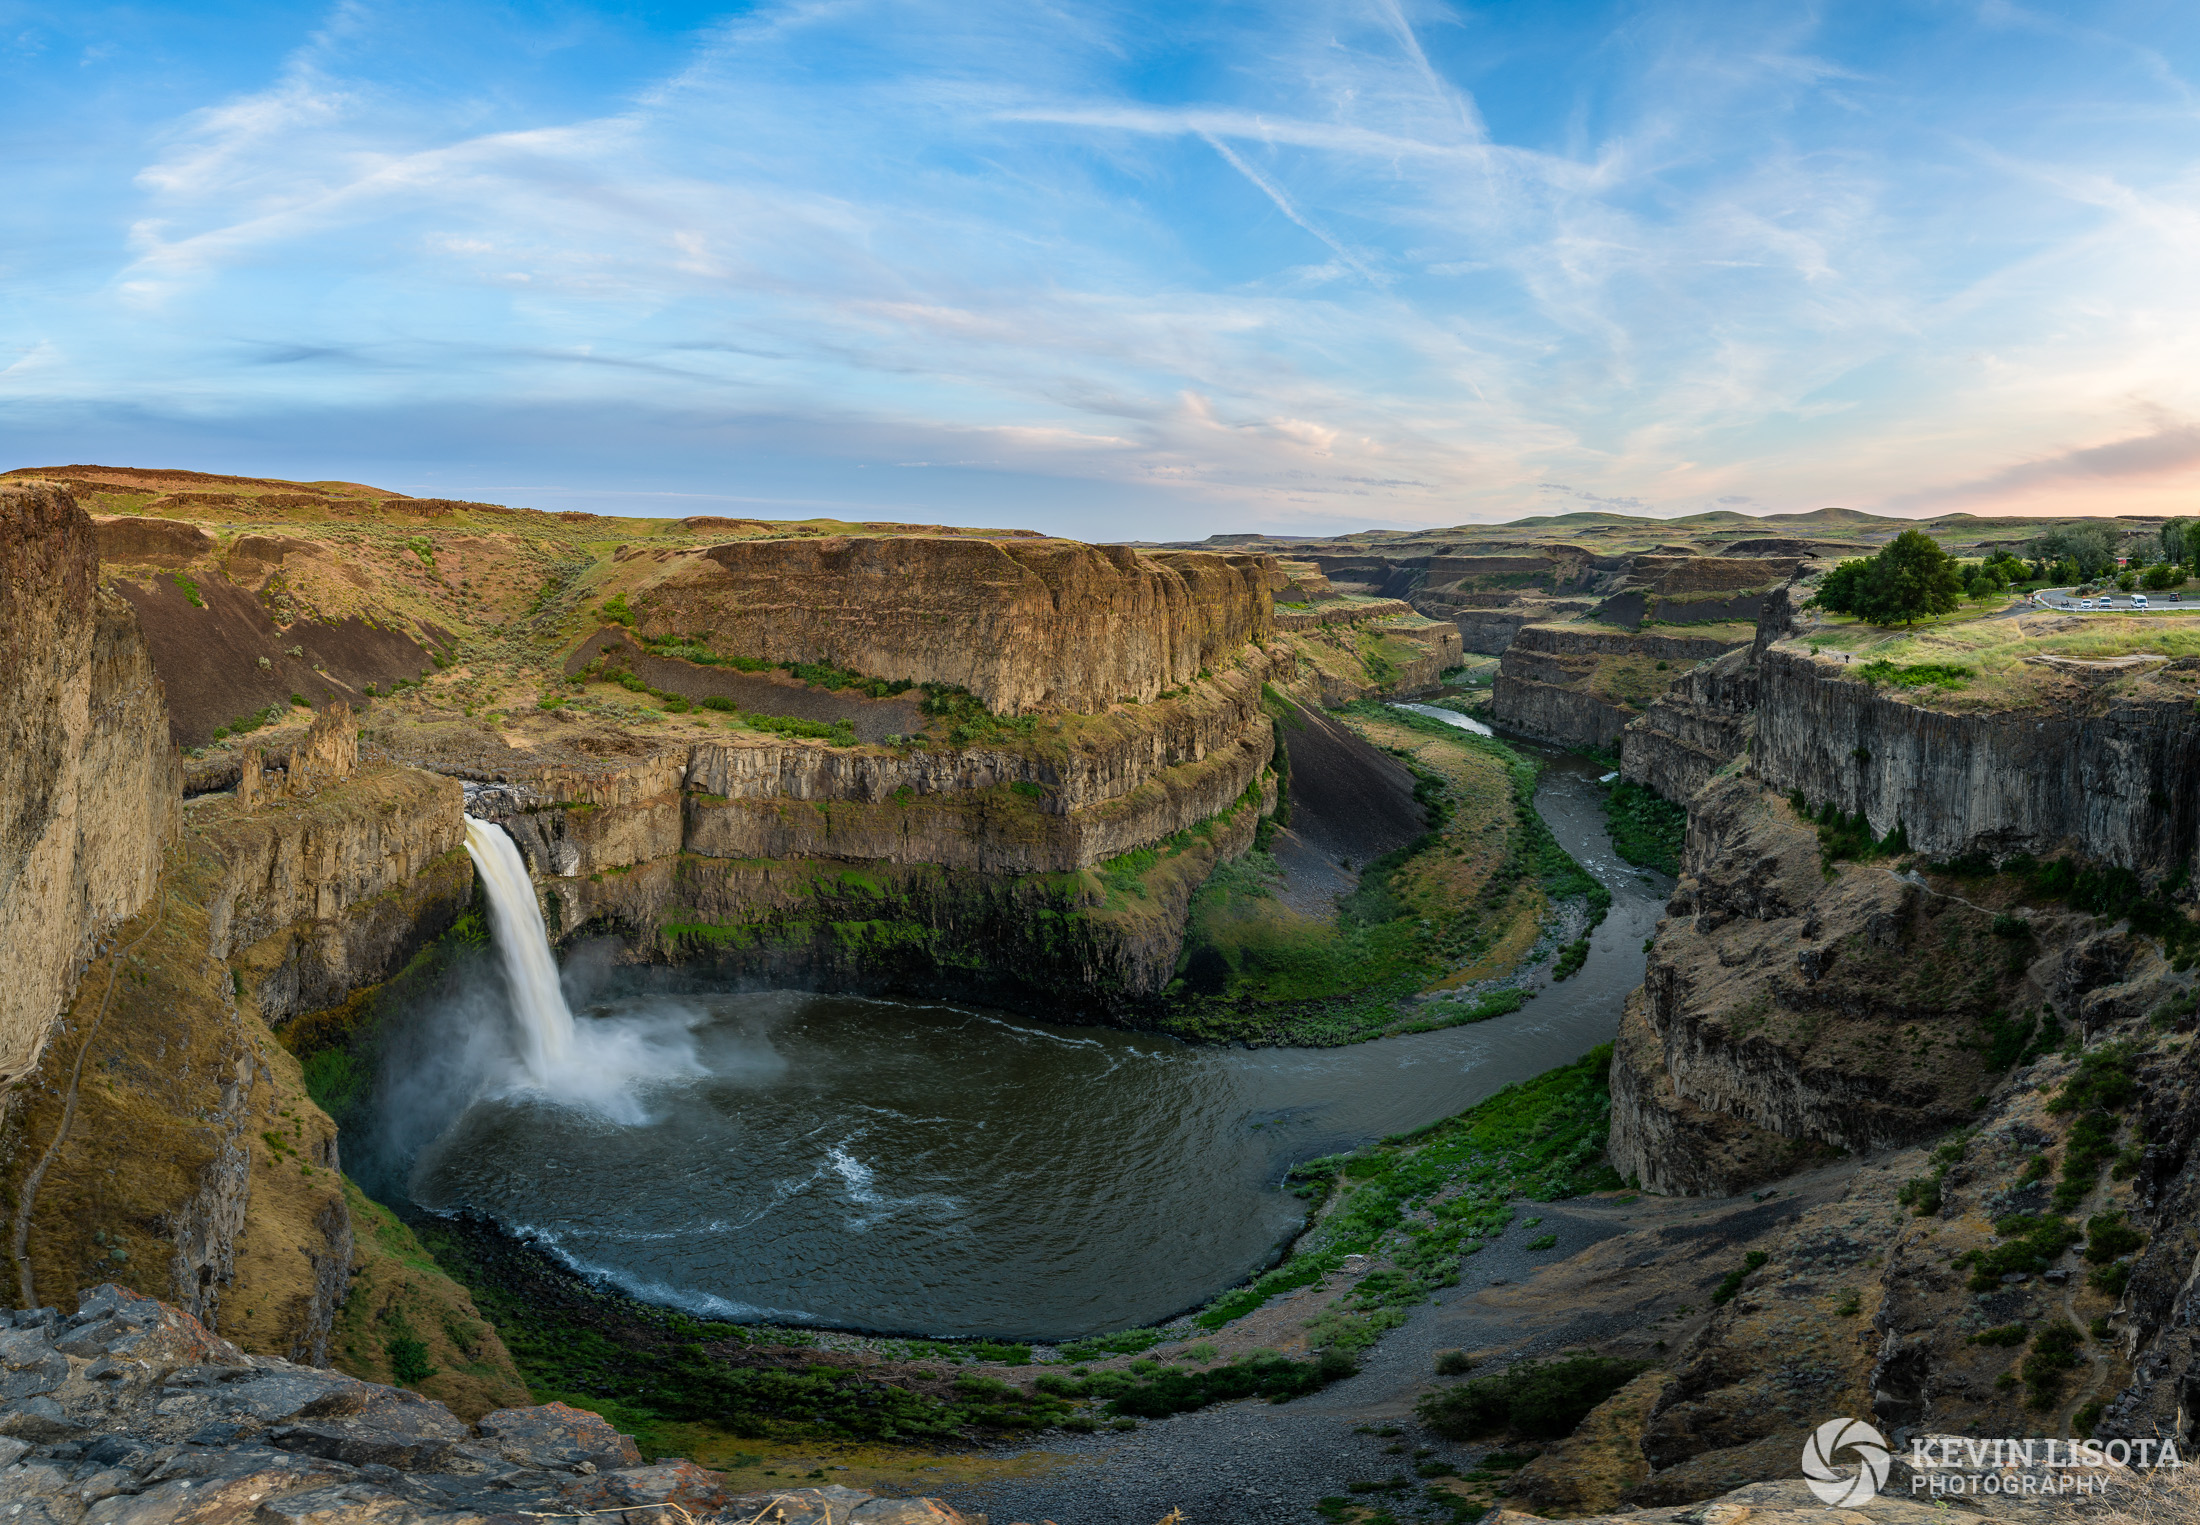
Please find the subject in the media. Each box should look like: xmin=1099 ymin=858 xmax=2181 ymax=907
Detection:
xmin=1618 ymin=646 xmax=1760 ymax=803
xmin=1493 ymin=624 xmax=1755 ymax=751
xmin=1751 ymin=642 xmax=2200 ymax=876
xmin=0 ymin=486 xmax=180 ymax=1091
xmin=0 ymin=1284 xmax=971 ymax=1525
xmin=635 ymin=536 xmax=1275 ymax=713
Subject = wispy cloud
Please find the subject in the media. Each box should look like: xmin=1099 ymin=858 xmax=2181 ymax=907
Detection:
xmin=3 ymin=0 xmax=2200 ymax=535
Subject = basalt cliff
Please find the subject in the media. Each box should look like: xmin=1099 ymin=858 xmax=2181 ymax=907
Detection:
xmin=1544 ymin=566 xmax=2200 ymax=1509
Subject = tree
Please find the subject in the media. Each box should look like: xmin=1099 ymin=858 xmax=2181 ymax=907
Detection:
xmin=2026 ymin=524 xmax=2118 ymax=580
xmin=2163 ymin=518 xmax=2195 ymax=566
xmin=2143 ymin=562 xmax=2186 ymax=590
xmin=1812 ymin=529 xmax=1966 ymax=626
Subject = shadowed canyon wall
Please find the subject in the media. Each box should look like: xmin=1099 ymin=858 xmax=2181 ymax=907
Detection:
xmin=0 ymin=485 xmax=180 ymax=1090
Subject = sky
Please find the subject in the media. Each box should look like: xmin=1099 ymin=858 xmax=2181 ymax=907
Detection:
xmin=4 ymin=1 xmax=2200 ymax=540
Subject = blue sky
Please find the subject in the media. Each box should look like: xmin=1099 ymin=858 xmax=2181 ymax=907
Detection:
xmin=4 ymin=1 xmax=2199 ymax=538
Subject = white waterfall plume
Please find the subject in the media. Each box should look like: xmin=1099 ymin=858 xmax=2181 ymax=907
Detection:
xmin=458 ymin=814 xmax=701 ymax=1120
xmin=463 ymin=815 xmax=577 ymax=1081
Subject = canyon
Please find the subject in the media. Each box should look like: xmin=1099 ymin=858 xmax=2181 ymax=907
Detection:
xmin=2 ymin=467 xmax=2195 ymax=1524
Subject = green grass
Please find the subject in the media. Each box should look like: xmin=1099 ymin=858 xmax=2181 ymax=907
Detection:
xmin=1858 ymin=659 xmax=1974 ymax=690
xmin=1194 ymin=1046 xmax=1622 ymax=1332
xmin=1162 ymin=712 xmax=1608 ymax=1046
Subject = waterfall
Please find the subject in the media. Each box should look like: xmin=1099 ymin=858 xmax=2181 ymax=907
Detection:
xmin=462 ymin=816 xmax=576 ymax=1082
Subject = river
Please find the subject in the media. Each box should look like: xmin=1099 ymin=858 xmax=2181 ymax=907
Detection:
xmin=400 ymin=740 xmax=1663 ymax=1341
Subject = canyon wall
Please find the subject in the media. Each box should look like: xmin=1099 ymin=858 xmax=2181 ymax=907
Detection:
xmin=1492 ymin=623 xmax=1755 ymax=751
xmin=0 ymin=486 xmax=180 ymax=1092
xmin=1751 ymin=643 xmax=2200 ymax=875
xmin=635 ymin=537 xmax=1275 ymax=713
xmin=1617 ymin=647 xmax=1760 ymax=804
xmin=451 ymin=686 xmax=1281 ymax=1014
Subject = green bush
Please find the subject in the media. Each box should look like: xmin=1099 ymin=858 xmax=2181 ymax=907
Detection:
xmin=1415 ymin=1356 xmax=1647 ymax=1441
xmin=1604 ymin=781 xmax=1685 ymax=876
xmin=1857 ymin=660 xmax=1975 ymax=690
xmin=2021 ymin=1322 xmax=2084 ymax=1409
xmin=2084 ymin=1211 xmax=2144 ymax=1265
xmin=1050 ymin=1350 xmax=1354 ymax=1419
xmin=1710 ymin=1250 xmax=1770 ymax=1305
xmin=599 ymin=593 xmax=635 ymax=626
xmin=1551 ymin=939 xmax=1589 ymax=981
xmin=387 ymin=1334 xmax=439 ymax=1386
xmin=1957 ymin=1214 xmax=2081 ymax=1291
xmin=171 ymin=571 xmax=203 ymax=608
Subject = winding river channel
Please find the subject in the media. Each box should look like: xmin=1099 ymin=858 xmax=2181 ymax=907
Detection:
xmin=403 ymin=739 xmax=1665 ymax=1340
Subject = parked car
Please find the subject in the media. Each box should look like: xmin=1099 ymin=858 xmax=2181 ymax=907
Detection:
xmin=2080 ymin=599 xmax=2095 ymax=609
xmin=2133 ymin=594 xmax=2149 ymax=609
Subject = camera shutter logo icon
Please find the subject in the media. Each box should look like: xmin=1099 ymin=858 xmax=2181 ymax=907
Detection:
xmin=1802 ymin=1416 xmax=1891 ymax=1505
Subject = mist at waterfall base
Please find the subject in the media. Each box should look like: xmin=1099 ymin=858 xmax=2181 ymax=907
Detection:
xmin=376 ymin=758 xmax=1659 ymax=1341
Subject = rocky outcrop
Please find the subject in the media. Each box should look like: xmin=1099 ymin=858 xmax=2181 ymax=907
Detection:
xmin=1607 ymin=991 xmax=1810 ymax=1196
xmin=634 ymin=536 xmax=1275 ymax=713
xmin=236 ymin=702 xmax=360 ymax=810
xmin=0 ymin=485 xmax=180 ymax=1092
xmin=195 ymin=763 xmax=469 ymax=1025
xmin=681 ymin=738 xmax=1268 ymax=873
xmin=1492 ymin=623 xmax=1754 ymax=751
xmin=1609 ymin=773 xmax=2118 ymax=1195
xmin=1619 ymin=647 xmax=1760 ymax=803
xmin=1752 ymin=642 xmax=2200 ymax=877
xmin=0 ymin=1284 xmax=973 ymax=1525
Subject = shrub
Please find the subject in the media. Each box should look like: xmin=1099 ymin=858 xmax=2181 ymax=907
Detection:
xmin=1710 ymin=1250 xmax=1769 ymax=1305
xmin=2084 ymin=1211 xmax=2145 ymax=1265
xmin=1551 ymin=939 xmax=1589 ymax=981
xmin=1434 ymin=1350 xmax=1474 ymax=1376
xmin=170 ymin=572 xmax=203 ymax=608
xmin=387 ymin=1334 xmax=438 ymax=1386
xmin=1604 ymin=781 xmax=1685 ymax=875
xmin=1956 ymin=1214 xmax=2081 ymax=1291
xmin=2022 ymin=1322 xmax=2084 ymax=1408
xmin=1857 ymin=660 xmax=1975 ymax=690
xmin=599 ymin=593 xmax=635 ymax=627
xmin=1095 ymin=1350 xmax=1355 ymax=1418
xmin=1415 ymin=1356 xmax=1647 ymax=1441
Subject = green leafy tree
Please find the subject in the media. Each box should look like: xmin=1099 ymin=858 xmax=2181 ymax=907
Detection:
xmin=1814 ymin=529 xmax=1965 ymax=626
xmin=2164 ymin=519 xmax=2193 ymax=565
xmin=2026 ymin=524 xmax=2118 ymax=580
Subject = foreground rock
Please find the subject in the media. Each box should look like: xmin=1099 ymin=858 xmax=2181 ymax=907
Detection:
xmin=0 ymin=1284 xmax=975 ymax=1525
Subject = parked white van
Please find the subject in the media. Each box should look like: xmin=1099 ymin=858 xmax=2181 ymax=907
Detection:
xmin=2133 ymin=594 xmax=2149 ymax=609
